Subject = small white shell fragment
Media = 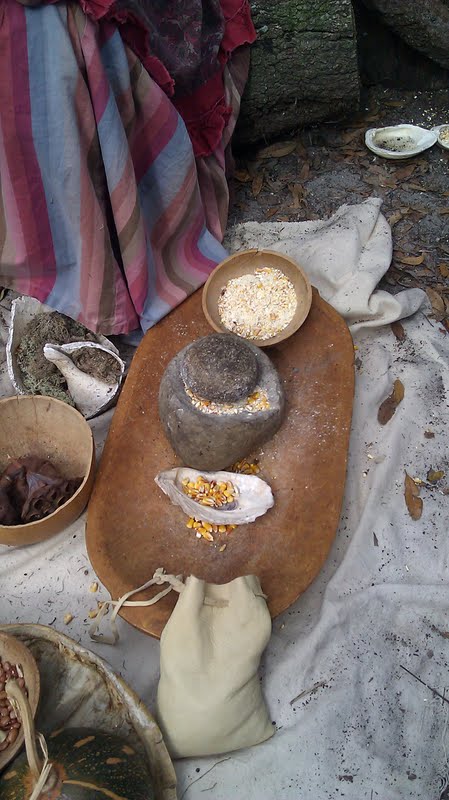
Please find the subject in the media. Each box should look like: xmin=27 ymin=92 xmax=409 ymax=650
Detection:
xmin=155 ymin=467 xmax=274 ymax=525
xmin=43 ymin=341 xmax=125 ymax=419
xmin=365 ymin=124 xmax=437 ymax=160
xmin=431 ymin=124 xmax=449 ymax=150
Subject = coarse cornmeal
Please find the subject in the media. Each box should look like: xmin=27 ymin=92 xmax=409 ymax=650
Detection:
xmin=217 ymin=267 xmax=297 ymax=340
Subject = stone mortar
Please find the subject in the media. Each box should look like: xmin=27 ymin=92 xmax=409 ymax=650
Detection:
xmin=159 ymin=333 xmax=285 ymax=470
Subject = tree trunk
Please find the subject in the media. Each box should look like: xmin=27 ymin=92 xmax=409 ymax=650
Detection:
xmin=236 ymin=0 xmax=360 ymax=147
xmin=359 ymin=0 xmax=449 ymax=70
xmin=353 ymin=0 xmax=449 ymax=89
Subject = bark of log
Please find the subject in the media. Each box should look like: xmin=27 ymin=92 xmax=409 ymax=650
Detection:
xmin=353 ymin=0 xmax=449 ymax=89
xmin=359 ymin=0 xmax=449 ymax=70
xmin=235 ymin=0 xmax=360 ymax=147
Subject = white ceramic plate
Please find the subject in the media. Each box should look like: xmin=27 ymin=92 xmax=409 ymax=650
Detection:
xmin=432 ymin=124 xmax=449 ymax=150
xmin=365 ymin=124 xmax=437 ymax=159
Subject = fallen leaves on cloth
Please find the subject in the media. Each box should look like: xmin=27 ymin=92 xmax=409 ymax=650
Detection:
xmin=390 ymin=321 xmax=406 ymax=341
xmin=427 ymin=468 xmax=445 ymax=483
xmin=378 ymin=379 xmax=405 ymax=424
xmin=404 ymin=472 xmax=423 ymax=521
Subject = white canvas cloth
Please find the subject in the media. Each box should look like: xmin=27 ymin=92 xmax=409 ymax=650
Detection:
xmin=0 ymin=198 xmax=447 ymax=799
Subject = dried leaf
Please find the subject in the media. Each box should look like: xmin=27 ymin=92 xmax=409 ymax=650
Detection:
xmin=364 ymin=175 xmax=382 ymax=187
xmin=385 ymin=100 xmax=404 ymax=108
xmin=438 ymin=207 xmax=449 ymax=215
xmin=391 ymin=321 xmax=406 ymax=341
xmin=396 ymin=253 xmax=425 ymax=266
xmin=295 ymin=140 xmax=308 ymax=159
xmin=407 ymin=205 xmax=427 ymax=214
xmin=382 ymin=177 xmax=398 ymax=189
xmin=264 ymin=207 xmax=279 ymax=219
xmin=298 ymin=162 xmax=310 ymax=181
xmin=426 ymin=288 xmax=446 ymax=320
xmin=257 ymin=141 xmax=297 ymax=159
xmin=388 ymin=211 xmax=403 ymax=227
xmin=395 ymin=165 xmax=416 ymax=180
xmin=404 ymin=472 xmax=423 ymax=521
xmin=378 ymin=379 xmax=405 ymax=424
xmin=427 ymin=469 xmax=445 ymax=483
xmin=407 ymin=183 xmax=427 ymax=192
xmin=252 ymin=172 xmax=264 ymax=197
xmin=234 ymin=169 xmax=252 ymax=183
xmin=289 ymin=183 xmax=304 ymax=208
xmin=438 ymin=263 xmax=449 ymax=278
xmin=341 ymin=130 xmax=360 ymax=145
xmin=424 ymin=430 xmax=435 ymax=439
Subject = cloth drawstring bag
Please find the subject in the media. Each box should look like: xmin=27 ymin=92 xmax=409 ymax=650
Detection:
xmin=156 ymin=574 xmax=274 ymax=758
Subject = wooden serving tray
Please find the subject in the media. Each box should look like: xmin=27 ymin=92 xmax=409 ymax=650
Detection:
xmin=86 ymin=289 xmax=354 ymax=638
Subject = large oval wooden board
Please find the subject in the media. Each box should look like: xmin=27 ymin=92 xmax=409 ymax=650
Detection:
xmin=86 ymin=289 xmax=354 ymax=638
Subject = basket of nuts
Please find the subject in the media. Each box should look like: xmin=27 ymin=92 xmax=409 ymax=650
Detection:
xmin=0 ymin=632 xmax=40 ymax=771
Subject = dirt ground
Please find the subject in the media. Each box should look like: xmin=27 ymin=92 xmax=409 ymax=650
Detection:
xmin=231 ymin=87 xmax=449 ymax=331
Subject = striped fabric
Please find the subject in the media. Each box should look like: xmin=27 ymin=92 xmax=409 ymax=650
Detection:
xmin=0 ymin=1 xmax=232 ymax=334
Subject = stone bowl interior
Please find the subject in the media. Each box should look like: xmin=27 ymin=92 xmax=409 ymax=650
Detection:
xmin=0 ymin=631 xmax=40 ymax=772
xmin=0 ymin=395 xmax=95 ymax=546
xmin=202 ymin=249 xmax=312 ymax=347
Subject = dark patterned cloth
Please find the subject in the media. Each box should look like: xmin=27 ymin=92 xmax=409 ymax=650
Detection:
xmin=36 ymin=0 xmax=256 ymax=156
xmin=111 ymin=0 xmax=225 ymax=95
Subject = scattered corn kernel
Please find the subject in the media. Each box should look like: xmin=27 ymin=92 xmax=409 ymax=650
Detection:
xmin=89 ymin=582 xmax=98 ymax=593
xmin=231 ymin=459 xmax=260 ymax=475
xmin=64 ymin=613 xmax=73 ymax=625
xmin=186 ymin=517 xmax=195 ymax=529
xmin=219 ymin=544 xmax=227 ymax=552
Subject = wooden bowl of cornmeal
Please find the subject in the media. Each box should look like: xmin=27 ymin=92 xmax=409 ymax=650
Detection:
xmin=202 ymin=249 xmax=312 ymax=347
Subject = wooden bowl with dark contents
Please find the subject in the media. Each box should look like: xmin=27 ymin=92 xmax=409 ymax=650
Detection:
xmin=202 ymin=249 xmax=312 ymax=347
xmin=0 ymin=395 xmax=95 ymax=546
xmin=0 ymin=631 xmax=40 ymax=772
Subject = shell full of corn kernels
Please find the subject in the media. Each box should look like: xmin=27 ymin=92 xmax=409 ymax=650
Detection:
xmin=154 ymin=467 xmax=274 ymax=528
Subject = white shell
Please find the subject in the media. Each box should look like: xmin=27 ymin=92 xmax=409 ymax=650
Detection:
xmin=431 ymin=124 xmax=449 ymax=150
xmin=6 ymin=296 xmax=124 ymax=419
xmin=155 ymin=467 xmax=274 ymax=525
xmin=365 ymin=124 xmax=437 ymax=159
xmin=43 ymin=341 xmax=125 ymax=419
